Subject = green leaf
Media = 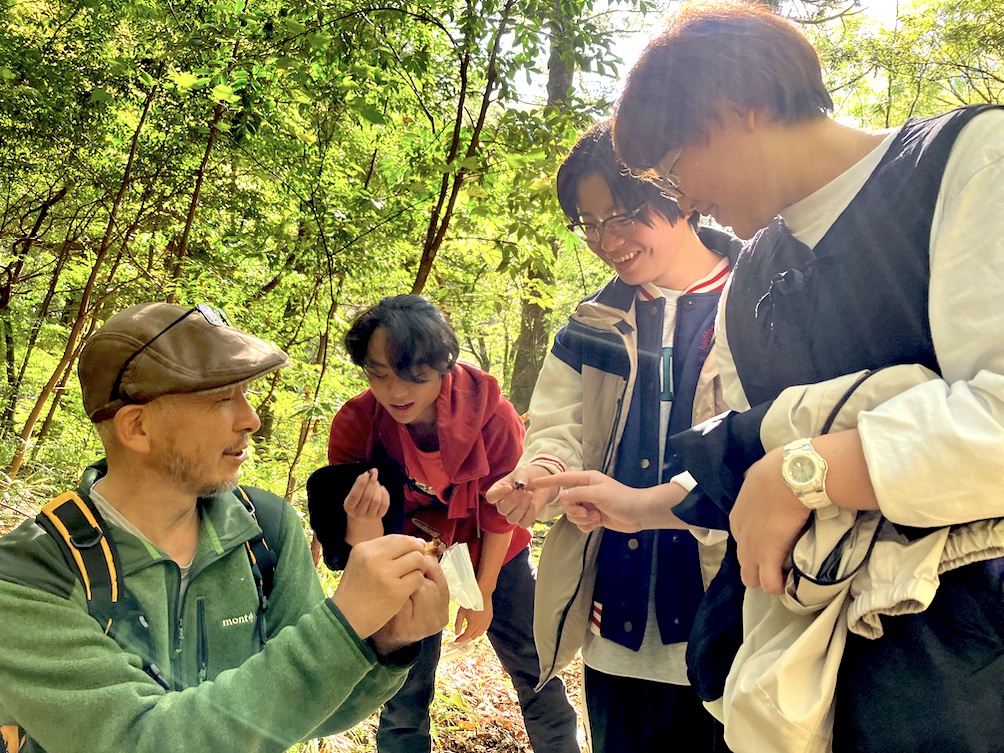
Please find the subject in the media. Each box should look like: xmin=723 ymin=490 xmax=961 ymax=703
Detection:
xmin=0 ymin=68 xmax=15 ymax=81
xmin=358 ymin=104 xmax=387 ymax=125
xmin=169 ymin=70 xmax=202 ymax=92
xmin=307 ymin=32 xmax=331 ymax=50
xmin=210 ymin=83 xmax=241 ymax=104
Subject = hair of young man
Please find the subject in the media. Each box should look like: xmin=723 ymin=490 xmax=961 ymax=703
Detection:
xmin=556 ymin=120 xmax=700 ymax=231
xmin=345 ymin=294 xmax=459 ymax=382
xmin=613 ymin=0 xmax=833 ymax=172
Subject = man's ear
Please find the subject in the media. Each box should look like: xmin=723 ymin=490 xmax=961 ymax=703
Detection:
xmin=729 ymin=102 xmax=759 ymax=132
xmin=740 ymin=106 xmax=761 ymax=132
xmin=113 ymin=404 xmax=154 ymax=454
xmin=716 ymin=98 xmax=760 ymax=132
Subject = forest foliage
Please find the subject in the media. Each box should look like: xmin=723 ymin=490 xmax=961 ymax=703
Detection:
xmin=3 ymin=0 xmax=1004 ymax=750
xmin=1 ymin=0 xmax=1003 ymax=516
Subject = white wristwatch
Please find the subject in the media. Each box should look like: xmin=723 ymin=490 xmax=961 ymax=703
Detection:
xmin=780 ymin=439 xmax=839 ymax=520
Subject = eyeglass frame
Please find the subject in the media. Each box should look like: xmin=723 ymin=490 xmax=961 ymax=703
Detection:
xmin=107 ymin=303 xmax=230 ymax=405
xmin=629 ymin=147 xmax=684 ymax=201
xmin=566 ymin=201 xmax=654 ymax=244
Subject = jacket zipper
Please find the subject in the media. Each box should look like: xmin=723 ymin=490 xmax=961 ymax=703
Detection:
xmin=600 ymin=390 xmax=627 ymax=474
xmin=170 ymin=565 xmax=183 ymax=690
xmin=540 ymin=528 xmax=597 ymax=688
xmin=196 ymin=598 xmax=208 ymax=683
xmin=548 ymin=303 xmax=629 ymax=682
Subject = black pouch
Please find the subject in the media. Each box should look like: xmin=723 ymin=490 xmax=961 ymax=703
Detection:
xmin=306 ymin=459 xmax=407 ymax=570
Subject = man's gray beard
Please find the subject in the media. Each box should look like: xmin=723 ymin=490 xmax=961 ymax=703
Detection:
xmin=164 ymin=453 xmax=238 ymax=498
xmin=199 ymin=480 xmax=238 ymax=498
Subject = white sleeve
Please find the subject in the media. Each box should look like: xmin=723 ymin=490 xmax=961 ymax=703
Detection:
xmin=714 ymin=273 xmax=752 ymax=411
xmin=520 ymin=350 xmax=586 ymax=476
xmin=859 ymin=108 xmax=1004 ymax=527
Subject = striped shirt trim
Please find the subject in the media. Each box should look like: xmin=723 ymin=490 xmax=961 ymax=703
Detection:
xmin=590 ymin=602 xmax=603 ymax=630
xmin=530 ymin=457 xmax=567 ymax=474
xmin=634 ymin=258 xmax=730 ymax=301
xmin=686 ymin=258 xmax=730 ymax=294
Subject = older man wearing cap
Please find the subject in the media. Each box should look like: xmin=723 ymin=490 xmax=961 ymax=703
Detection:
xmin=0 ymin=302 xmax=449 ymax=753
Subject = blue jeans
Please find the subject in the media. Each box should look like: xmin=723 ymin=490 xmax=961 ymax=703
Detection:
xmin=376 ymin=547 xmax=580 ymax=752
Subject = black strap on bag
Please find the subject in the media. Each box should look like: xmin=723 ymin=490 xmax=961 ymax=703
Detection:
xmin=34 ymin=484 xmax=282 ymax=689
xmin=233 ymin=485 xmax=280 ymax=646
xmin=680 ymin=367 xmax=893 ymax=701
xmin=36 ymin=490 xmax=171 ymax=689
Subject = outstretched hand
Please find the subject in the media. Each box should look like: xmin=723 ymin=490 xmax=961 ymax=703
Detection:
xmin=485 ymin=465 xmax=554 ymax=527
xmin=531 ymin=470 xmax=680 ymax=533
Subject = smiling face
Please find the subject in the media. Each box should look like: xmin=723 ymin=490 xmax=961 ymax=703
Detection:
xmin=575 ymin=173 xmax=694 ymax=288
xmin=147 ymin=384 xmax=260 ymax=497
xmin=364 ymin=327 xmax=443 ymax=426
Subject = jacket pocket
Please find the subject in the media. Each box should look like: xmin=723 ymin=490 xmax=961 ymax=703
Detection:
xmin=580 ymin=366 xmax=627 ymax=472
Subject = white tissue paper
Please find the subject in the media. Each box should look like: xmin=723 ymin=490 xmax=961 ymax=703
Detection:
xmin=438 ymin=542 xmax=484 ymax=611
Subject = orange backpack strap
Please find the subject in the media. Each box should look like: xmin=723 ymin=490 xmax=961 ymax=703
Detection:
xmin=35 ymin=491 xmax=169 ymax=689
xmin=37 ymin=492 xmax=119 ymax=618
xmin=1 ymin=723 xmax=25 ymax=752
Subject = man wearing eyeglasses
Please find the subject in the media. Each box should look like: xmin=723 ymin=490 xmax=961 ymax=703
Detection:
xmin=488 ymin=121 xmax=742 ymax=753
xmin=610 ymin=3 xmax=1004 ymax=752
xmin=0 ymin=302 xmax=449 ymax=753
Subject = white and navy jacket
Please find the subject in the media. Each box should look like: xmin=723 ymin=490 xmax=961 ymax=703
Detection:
xmin=527 ymin=227 xmax=741 ymax=685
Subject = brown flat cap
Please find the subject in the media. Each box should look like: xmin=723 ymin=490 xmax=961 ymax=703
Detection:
xmin=80 ymin=303 xmax=290 ymax=422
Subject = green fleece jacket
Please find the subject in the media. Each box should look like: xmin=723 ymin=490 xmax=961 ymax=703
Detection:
xmin=0 ymin=486 xmax=412 ymax=753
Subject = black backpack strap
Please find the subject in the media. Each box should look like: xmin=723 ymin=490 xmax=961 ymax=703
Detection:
xmin=35 ymin=491 xmax=169 ymax=690
xmin=37 ymin=492 xmax=119 ymax=616
xmin=232 ymin=486 xmax=286 ymax=645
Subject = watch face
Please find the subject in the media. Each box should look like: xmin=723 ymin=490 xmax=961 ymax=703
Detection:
xmin=788 ymin=454 xmax=818 ymax=485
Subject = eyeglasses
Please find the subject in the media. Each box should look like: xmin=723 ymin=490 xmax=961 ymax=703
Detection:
xmin=630 ymin=147 xmax=684 ymax=201
xmin=108 ymin=303 xmax=229 ymax=403
xmin=567 ymin=201 xmax=652 ymax=244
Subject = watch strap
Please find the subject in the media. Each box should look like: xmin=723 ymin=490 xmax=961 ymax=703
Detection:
xmin=781 ymin=439 xmax=839 ymax=519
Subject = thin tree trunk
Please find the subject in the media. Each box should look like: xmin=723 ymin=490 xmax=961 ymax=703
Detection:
xmin=285 ymin=275 xmax=343 ymax=501
xmin=284 ymin=274 xmax=344 ymax=501
xmin=4 ymin=238 xmax=73 ymax=432
xmin=508 ymin=244 xmax=558 ymax=414
xmin=508 ymin=9 xmax=573 ymax=412
xmin=1 ymin=319 xmax=13 ymax=431
xmin=172 ymin=103 xmax=224 ymax=279
xmin=0 ymin=188 xmax=68 ymax=430
xmin=411 ymin=0 xmax=517 ymax=293
xmin=170 ymin=24 xmax=244 ymax=286
xmin=4 ymin=67 xmax=162 ymax=481
xmin=31 ymin=317 xmax=95 ymax=458
xmin=2 ymin=187 xmax=67 ymax=301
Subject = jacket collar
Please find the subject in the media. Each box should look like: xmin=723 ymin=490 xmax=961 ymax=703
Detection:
xmin=79 ymin=462 xmax=262 ymax=575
